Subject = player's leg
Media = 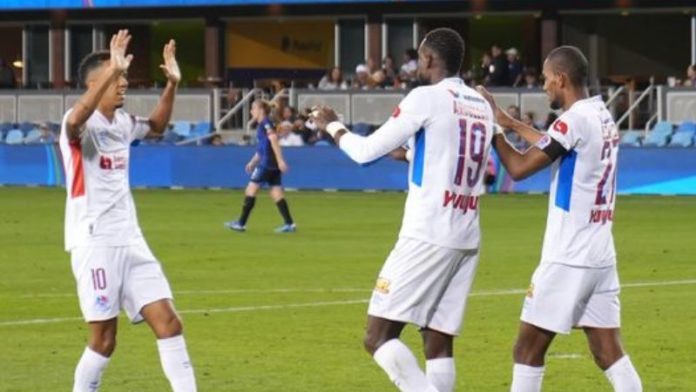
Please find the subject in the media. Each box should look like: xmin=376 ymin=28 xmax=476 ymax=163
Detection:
xmin=364 ymin=316 xmax=437 ymax=392
xmin=578 ymin=265 xmax=641 ymax=391
xmin=584 ymin=328 xmax=641 ymax=391
xmin=124 ymin=242 xmax=196 ymax=392
xmin=421 ymin=329 xmax=455 ymax=392
xmin=268 ymin=171 xmax=295 ymax=232
xmin=510 ymin=322 xmax=556 ymax=392
xmin=74 ymin=319 xmax=118 ymax=392
xmin=227 ymin=180 xmax=261 ymax=231
xmin=71 ymin=246 xmax=124 ymax=392
xmin=421 ymin=249 xmax=479 ymax=392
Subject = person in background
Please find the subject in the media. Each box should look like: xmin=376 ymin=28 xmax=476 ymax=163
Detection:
xmin=278 ymin=121 xmax=304 ymax=147
xmin=0 ymin=59 xmax=16 ymax=89
xmin=543 ymin=112 xmax=559 ymax=130
xmin=353 ymin=64 xmax=372 ymax=90
xmin=523 ymin=68 xmax=540 ymax=89
xmin=489 ymin=44 xmax=508 ymax=86
xmin=684 ymin=64 xmax=696 ymax=87
xmin=507 ymin=48 xmax=524 ymax=87
xmin=479 ymin=52 xmax=492 ymax=86
xmin=210 ymin=134 xmax=224 ymax=146
xmin=318 ymin=66 xmax=346 ymax=90
xmin=522 ymin=111 xmax=539 ymax=130
xmin=38 ymin=122 xmax=57 ymax=143
xmin=399 ymin=48 xmax=419 ymax=86
xmin=381 ymin=55 xmax=398 ymax=88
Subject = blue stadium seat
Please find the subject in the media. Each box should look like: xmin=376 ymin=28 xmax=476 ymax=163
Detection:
xmin=643 ymin=132 xmax=670 ymax=147
xmin=668 ymin=131 xmax=694 ymax=147
xmin=620 ymin=130 xmax=642 ymax=147
xmin=24 ymin=129 xmax=42 ymax=144
xmin=0 ymin=122 xmax=13 ymax=133
xmin=161 ymin=129 xmax=182 ymax=144
xmin=5 ymin=129 xmax=24 ymax=144
xmin=675 ymin=121 xmax=696 ymax=134
xmin=191 ymin=121 xmax=211 ymax=136
xmin=18 ymin=122 xmax=35 ymax=133
xmin=352 ymin=122 xmax=373 ymax=136
xmin=171 ymin=121 xmax=192 ymax=137
xmin=651 ymin=121 xmax=674 ymax=136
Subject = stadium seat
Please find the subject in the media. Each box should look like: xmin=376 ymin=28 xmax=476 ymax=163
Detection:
xmin=171 ymin=121 xmax=192 ymax=137
xmin=0 ymin=122 xmax=13 ymax=133
xmin=161 ymin=129 xmax=182 ymax=144
xmin=668 ymin=131 xmax=694 ymax=147
xmin=24 ymin=129 xmax=42 ymax=144
xmin=18 ymin=122 xmax=35 ymax=133
xmin=5 ymin=129 xmax=24 ymax=144
xmin=651 ymin=121 xmax=674 ymax=136
xmin=191 ymin=121 xmax=212 ymax=136
xmin=352 ymin=122 xmax=373 ymax=136
xmin=675 ymin=121 xmax=696 ymax=134
xmin=643 ymin=132 xmax=670 ymax=147
xmin=620 ymin=130 xmax=642 ymax=147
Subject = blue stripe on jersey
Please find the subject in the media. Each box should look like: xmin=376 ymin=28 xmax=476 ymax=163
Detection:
xmin=411 ymin=128 xmax=425 ymax=186
xmin=555 ymin=149 xmax=577 ymax=211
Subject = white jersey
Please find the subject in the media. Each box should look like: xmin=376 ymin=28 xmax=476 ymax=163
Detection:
xmin=540 ymin=95 xmax=619 ymax=267
xmin=339 ymin=77 xmax=494 ymax=249
xmin=59 ymin=109 xmax=151 ymax=251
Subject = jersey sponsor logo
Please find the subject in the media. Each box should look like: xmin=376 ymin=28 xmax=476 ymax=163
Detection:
xmin=452 ymin=101 xmax=488 ymax=120
xmin=589 ymin=208 xmax=614 ymax=224
xmin=99 ymin=154 xmax=127 ymax=170
xmin=391 ymin=106 xmax=401 ymax=118
xmin=553 ymin=119 xmax=568 ymax=135
xmin=374 ymin=277 xmax=391 ymax=294
xmin=442 ymin=190 xmax=479 ymax=214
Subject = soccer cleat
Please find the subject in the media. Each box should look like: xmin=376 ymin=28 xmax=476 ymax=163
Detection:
xmin=225 ymin=221 xmax=246 ymax=232
xmin=274 ymin=223 xmax=297 ymax=233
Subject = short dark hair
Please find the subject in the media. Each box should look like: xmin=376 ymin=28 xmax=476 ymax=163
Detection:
xmin=422 ymin=28 xmax=465 ymax=75
xmin=547 ymin=46 xmax=589 ymax=87
xmin=78 ymin=51 xmax=110 ymax=87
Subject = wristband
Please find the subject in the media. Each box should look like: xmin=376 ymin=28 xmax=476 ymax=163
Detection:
xmin=326 ymin=121 xmax=347 ymax=138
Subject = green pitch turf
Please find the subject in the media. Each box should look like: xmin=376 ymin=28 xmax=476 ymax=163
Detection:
xmin=0 ymin=187 xmax=694 ymax=391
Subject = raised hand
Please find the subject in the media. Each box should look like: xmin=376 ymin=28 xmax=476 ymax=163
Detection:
xmin=476 ymin=85 xmax=514 ymax=129
xmin=159 ymin=39 xmax=181 ymax=84
xmin=110 ymin=29 xmax=133 ymax=73
xmin=309 ymin=105 xmax=339 ymax=131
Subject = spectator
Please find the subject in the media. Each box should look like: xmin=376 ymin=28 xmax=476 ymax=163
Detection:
xmin=0 ymin=59 xmax=16 ymax=89
xmin=488 ymin=44 xmax=508 ymax=86
xmin=478 ymin=52 xmax=492 ymax=85
xmin=352 ymin=64 xmax=371 ymax=90
xmin=506 ymin=47 xmax=523 ymax=86
xmin=684 ymin=64 xmax=696 ymax=87
xmin=521 ymin=111 xmax=539 ymax=130
xmin=523 ymin=68 xmax=539 ymax=89
xmin=381 ymin=55 xmax=397 ymax=88
xmin=38 ymin=123 xmax=56 ymax=143
xmin=278 ymin=121 xmax=304 ymax=147
xmin=210 ymin=134 xmax=224 ymax=146
xmin=318 ymin=66 xmax=346 ymax=90
xmin=399 ymin=48 xmax=418 ymax=86
xmin=507 ymin=104 xmax=521 ymax=120
xmin=504 ymin=105 xmax=526 ymax=149
xmin=281 ymin=106 xmax=297 ymax=123
xmin=366 ymin=57 xmax=379 ymax=74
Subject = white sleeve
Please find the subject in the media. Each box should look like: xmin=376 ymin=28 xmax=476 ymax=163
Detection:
xmin=338 ymin=88 xmax=430 ymax=165
xmin=129 ymin=114 xmax=151 ymax=142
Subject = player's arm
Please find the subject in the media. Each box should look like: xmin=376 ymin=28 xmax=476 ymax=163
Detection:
xmin=389 ymin=147 xmax=411 ymax=163
xmin=493 ymin=133 xmax=566 ymax=181
xmin=147 ymin=40 xmax=180 ymax=137
xmin=268 ymin=131 xmax=289 ymax=172
xmin=65 ymin=30 xmax=132 ymax=141
xmin=245 ymin=152 xmax=260 ymax=173
xmin=476 ymin=85 xmax=544 ymax=145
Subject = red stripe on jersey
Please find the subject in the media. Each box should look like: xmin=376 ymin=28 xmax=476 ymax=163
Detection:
xmin=69 ymin=139 xmax=85 ymax=198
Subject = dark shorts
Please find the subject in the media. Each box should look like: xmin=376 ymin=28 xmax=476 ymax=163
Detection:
xmin=250 ymin=167 xmax=282 ymax=186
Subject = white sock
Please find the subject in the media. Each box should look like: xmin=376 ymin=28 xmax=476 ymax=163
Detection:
xmin=73 ymin=347 xmax=110 ymax=392
xmin=604 ymin=355 xmax=642 ymax=392
xmin=426 ymin=357 xmax=456 ymax=392
xmin=511 ymin=363 xmax=545 ymax=392
xmin=157 ymin=335 xmax=197 ymax=392
xmin=373 ymin=339 xmax=439 ymax=392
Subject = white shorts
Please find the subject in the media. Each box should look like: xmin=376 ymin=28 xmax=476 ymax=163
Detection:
xmin=367 ymin=237 xmax=479 ymax=336
xmin=71 ymin=239 xmax=173 ymax=323
xmin=521 ymin=262 xmax=621 ymax=334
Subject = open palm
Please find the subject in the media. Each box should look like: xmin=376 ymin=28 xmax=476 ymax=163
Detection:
xmin=160 ymin=39 xmax=181 ymax=84
xmin=110 ymin=29 xmax=133 ymax=72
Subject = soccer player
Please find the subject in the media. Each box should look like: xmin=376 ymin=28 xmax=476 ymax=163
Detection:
xmin=477 ymin=46 xmax=642 ymax=391
xmin=59 ymin=30 xmax=197 ymax=392
xmin=311 ymin=28 xmax=494 ymax=392
xmin=225 ymin=99 xmax=296 ymax=233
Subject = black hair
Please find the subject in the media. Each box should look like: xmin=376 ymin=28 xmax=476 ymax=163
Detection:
xmin=78 ymin=51 xmax=110 ymax=87
xmin=422 ymin=28 xmax=465 ymax=75
xmin=546 ymin=46 xmax=589 ymax=87
xmin=405 ymin=48 xmax=418 ymax=61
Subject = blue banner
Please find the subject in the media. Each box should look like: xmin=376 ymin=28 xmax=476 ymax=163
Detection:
xmin=1 ymin=144 xmax=695 ymax=195
xmin=0 ymin=0 xmax=427 ymax=10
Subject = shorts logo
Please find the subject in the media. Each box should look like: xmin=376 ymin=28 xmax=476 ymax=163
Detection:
xmin=374 ymin=277 xmax=391 ymax=294
xmin=526 ymin=283 xmax=534 ymax=298
xmin=95 ymin=295 xmax=111 ymax=312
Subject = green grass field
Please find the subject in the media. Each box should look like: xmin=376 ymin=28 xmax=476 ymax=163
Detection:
xmin=1 ymin=188 xmax=695 ymax=391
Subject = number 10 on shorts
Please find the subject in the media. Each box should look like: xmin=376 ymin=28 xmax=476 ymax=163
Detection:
xmin=91 ymin=268 xmax=107 ymax=290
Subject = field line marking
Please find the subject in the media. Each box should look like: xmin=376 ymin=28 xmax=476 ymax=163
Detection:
xmin=2 ymin=278 xmax=695 ymax=327
xmin=13 ymin=278 xmax=696 ymax=299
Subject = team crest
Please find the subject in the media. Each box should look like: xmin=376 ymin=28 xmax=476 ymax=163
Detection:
xmin=374 ymin=277 xmax=391 ymax=294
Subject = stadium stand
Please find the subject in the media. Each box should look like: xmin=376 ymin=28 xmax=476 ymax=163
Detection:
xmin=620 ymin=130 xmax=643 ymax=147
xmin=643 ymin=121 xmax=674 ymax=147
xmin=668 ymin=121 xmax=696 ymax=147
